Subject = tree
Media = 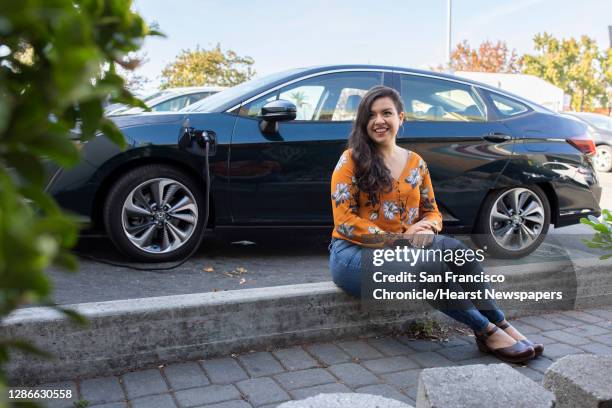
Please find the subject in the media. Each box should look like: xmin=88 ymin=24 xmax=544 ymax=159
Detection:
xmin=599 ymin=48 xmax=612 ymax=113
xmin=0 ymin=1 xmax=157 ymax=404
xmin=441 ymin=40 xmax=521 ymax=73
xmin=117 ymin=52 xmax=152 ymax=93
xmin=160 ymin=44 xmax=255 ymax=88
xmin=521 ymin=33 xmax=608 ymax=111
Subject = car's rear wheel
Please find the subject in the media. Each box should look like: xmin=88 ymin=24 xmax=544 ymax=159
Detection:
xmin=473 ymin=185 xmax=550 ymax=258
xmin=594 ymin=145 xmax=612 ymax=172
xmin=104 ymin=165 xmax=205 ymax=262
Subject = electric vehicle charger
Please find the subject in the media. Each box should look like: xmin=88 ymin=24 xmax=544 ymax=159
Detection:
xmin=74 ymin=130 xmax=212 ymax=271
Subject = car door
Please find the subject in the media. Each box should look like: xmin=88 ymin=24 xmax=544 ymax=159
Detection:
xmin=229 ymin=70 xmax=387 ymax=224
xmin=395 ymin=73 xmax=516 ymax=231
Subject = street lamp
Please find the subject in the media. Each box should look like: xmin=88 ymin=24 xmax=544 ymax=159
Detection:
xmin=447 ymin=0 xmax=453 ymax=72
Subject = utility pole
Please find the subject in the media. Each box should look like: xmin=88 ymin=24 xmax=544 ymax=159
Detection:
xmin=447 ymin=0 xmax=452 ymax=72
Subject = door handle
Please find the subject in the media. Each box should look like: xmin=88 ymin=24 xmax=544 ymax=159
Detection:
xmin=482 ymin=132 xmax=512 ymax=143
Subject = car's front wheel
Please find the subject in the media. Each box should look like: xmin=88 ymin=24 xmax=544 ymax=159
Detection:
xmin=103 ymin=165 xmax=206 ymax=262
xmin=473 ymin=186 xmax=550 ymax=258
xmin=594 ymin=145 xmax=612 ymax=172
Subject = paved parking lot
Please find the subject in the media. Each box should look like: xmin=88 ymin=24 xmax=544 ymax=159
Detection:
xmin=36 ymin=306 xmax=612 ymax=408
xmin=44 ymin=173 xmax=611 ymax=306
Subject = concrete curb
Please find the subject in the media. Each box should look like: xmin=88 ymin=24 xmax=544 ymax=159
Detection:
xmin=4 ymin=254 xmax=612 ymax=385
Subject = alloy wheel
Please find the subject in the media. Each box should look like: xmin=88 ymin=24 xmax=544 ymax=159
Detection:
xmin=121 ymin=178 xmax=198 ymax=254
xmin=489 ymin=188 xmax=545 ymax=252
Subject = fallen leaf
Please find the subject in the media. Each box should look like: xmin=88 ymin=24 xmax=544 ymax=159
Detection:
xmin=239 ymin=278 xmax=246 ymax=285
xmin=235 ymin=267 xmax=247 ymax=274
xmin=203 ymin=266 xmax=214 ymax=272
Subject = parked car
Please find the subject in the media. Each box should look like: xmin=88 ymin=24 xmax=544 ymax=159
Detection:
xmin=104 ymin=86 xmax=225 ymax=116
xmin=563 ymin=112 xmax=612 ymax=172
xmin=45 ymin=65 xmax=601 ymax=261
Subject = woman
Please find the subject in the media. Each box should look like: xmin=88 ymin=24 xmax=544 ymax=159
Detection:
xmin=329 ymin=85 xmax=543 ymax=363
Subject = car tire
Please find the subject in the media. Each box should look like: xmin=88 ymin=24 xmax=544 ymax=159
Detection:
xmin=103 ymin=164 xmax=206 ymax=262
xmin=473 ymin=185 xmax=551 ymax=259
xmin=595 ymin=145 xmax=612 ymax=172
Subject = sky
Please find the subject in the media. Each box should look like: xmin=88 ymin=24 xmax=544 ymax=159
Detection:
xmin=131 ymin=0 xmax=611 ymax=93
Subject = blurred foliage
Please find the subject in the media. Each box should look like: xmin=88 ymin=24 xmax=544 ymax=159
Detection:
xmin=438 ymin=40 xmax=521 ymax=73
xmin=521 ymin=33 xmax=611 ymax=111
xmin=0 ymin=1 xmax=159 ymax=406
xmin=160 ymin=43 xmax=255 ymax=88
xmin=581 ymin=209 xmax=612 ymax=260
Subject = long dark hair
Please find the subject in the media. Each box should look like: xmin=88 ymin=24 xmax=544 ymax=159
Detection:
xmin=348 ymin=85 xmax=405 ymax=199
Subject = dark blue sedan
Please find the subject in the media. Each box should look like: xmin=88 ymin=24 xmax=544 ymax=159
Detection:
xmin=45 ymin=65 xmax=602 ymax=261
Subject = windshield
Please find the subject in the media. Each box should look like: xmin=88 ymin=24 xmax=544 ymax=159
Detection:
xmin=181 ymin=68 xmax=308 ymax=113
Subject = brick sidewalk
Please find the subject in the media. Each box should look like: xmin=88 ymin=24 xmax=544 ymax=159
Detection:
xmin=39 ymin=307 xmax=612 ymax=408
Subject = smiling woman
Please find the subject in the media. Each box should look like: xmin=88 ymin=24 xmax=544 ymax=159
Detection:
xmin=328 ymin=85 xmax=543 ymax=364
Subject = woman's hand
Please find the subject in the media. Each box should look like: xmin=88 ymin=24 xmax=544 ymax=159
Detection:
xmin=404 ymin=220 xmax=435 ymax=248
xmin=409 ymin=220 xmax=436 ymax=232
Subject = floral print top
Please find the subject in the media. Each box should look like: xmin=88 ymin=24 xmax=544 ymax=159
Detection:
xmin=331 ymin=149 xmax=442 ymax=246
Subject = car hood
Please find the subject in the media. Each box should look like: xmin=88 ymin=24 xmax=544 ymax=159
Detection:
xmin=109 ymin=112 xmax=186 ymax=129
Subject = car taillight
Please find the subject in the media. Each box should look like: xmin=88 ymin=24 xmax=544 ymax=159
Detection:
xmin=567 ymin=133 xmax=596 ymax=156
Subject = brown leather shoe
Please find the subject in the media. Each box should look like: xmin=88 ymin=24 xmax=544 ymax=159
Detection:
xmin=520 ymin=339 xmax=544 ymax=358
xmin=497 ymin=322 xmax=544 ymax=358
xmin=474 ymin=326 xmax=535 ymax=364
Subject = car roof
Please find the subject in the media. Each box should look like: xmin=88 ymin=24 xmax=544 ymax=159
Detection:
xmin=185 ymin=64 xmax=552 ymax=114
xmin=161 ymin=86 xmax=227 ymax=94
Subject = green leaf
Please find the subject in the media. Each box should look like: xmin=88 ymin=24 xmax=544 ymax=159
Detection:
xmin=587 ymin=215 xmax=600 ymax=224
xmin=99 ymin=118 xmax=126 ymax=148
xmin=0 ymin=87 xmax=11 ymax=134
xmin=53 ymin=250 xmax=79 ymax=271
xmin=19 ymin=186 xmax=63 ymax=215
xmin=79 ymin=98 xmax=104 ymax=139
xmin=580 ymin=217 xmax=595 ymax=226
xmin=56 ymin=307 xmax=88 ymax=327
xmin=2 ymin=152 xmax=45 ymax=186
xmin=592 ymin=223 xmax=610 ymax=234
xmin=27 ymin=134 xmax=80 ymax=167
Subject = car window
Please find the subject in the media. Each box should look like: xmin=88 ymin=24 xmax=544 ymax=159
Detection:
xmin=239 ymin=71 xmax=383 ymax=121
xmin=151 ymin=95 xmax=194 ymax=112
xmin=489 ymin=93 xmax=529 ymax=117
xmin=187 ymin=92 xmax=213 ymax=105
xmin=400 ymin=75 xmax=486 ymax=122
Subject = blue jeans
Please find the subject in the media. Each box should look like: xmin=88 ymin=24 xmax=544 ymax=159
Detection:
xmin=328 ymin=236 xmax=505 ymax=332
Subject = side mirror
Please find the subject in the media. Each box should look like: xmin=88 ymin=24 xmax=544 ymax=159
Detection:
xmin=258 ymin=99 xmax=297 ymax=134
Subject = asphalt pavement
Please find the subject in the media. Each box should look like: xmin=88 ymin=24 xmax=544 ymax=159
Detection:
xmin=44 ymin=172 xmax=612 ymax=306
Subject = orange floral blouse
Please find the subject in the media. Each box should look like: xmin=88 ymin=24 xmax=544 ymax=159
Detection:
xmin=331 ymin=149 xmax=443 ymax=246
